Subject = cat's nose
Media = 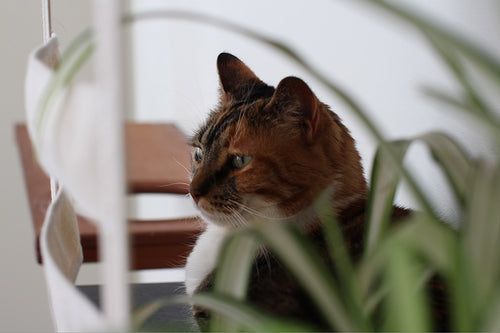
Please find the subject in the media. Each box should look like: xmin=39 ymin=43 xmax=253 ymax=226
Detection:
xmin=189 ymin=187 xmax=203 ymax=204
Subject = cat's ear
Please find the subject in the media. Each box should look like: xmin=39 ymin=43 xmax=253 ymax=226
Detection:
xmin=217 ymin=53 xmax=268 ymax=100
xmin=269 ymin=76 xmax=320 ymax=143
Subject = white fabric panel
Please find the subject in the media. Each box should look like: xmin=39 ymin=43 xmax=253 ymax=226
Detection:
xmin=25 ymin=36 xmax=102 ymax=221
xmin=40 ymin=190 xmax=105 ymax=332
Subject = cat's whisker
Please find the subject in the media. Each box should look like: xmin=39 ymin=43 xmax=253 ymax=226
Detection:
xmin=157 ymin=182 xmax=190 ymax=189
xmin=227 ymin=199 xmax=289 ymax=222
xmin=229 ymin=209 xmax=245 ymax=229
xmin=172 ymin=156 xmax=191 ymax=175
xmin=234 ymin=209 xmax=249 ymax=228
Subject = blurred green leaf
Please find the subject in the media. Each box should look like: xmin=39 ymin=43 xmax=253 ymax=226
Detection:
xmin=463 ymin=161 xmax=500 ymax=305
xmin=366 ymin=140 xmax=410 ymax=253
xmin=359 ymin=214 xmax=457 ymax=315
xmin=424 ymin=33 xmax=492 ymax=116
xmin=417 ymin=132 xmax=473 ymax=205
xmin=449 ymin=246 xmax=476 ymax=331
xmin=382 ymin=243 xmax=431 ymax=332
xmin=366 ymin=132 xmax=470 ymax=253
xmin=422 ymin=86 xmax=494 ymax=123
xmin=249 ymin=222 xmax=360 ymax=331
xmin=315 ymin=191 xmax=371 ymax=330
xmin=191 ymin=293 xmax=315 ymax=332
xmin=360 ymin=0 xmax=500 ymax=90
xmin=422 ymin=87 xmax=500 ymax=148
xmin=483 ymin=288 xmax=500 ymax=331
xmin=211 ymin=232 xmax=259 ymax=331
xmin=132 ymin=299 xmax=169 ymax=331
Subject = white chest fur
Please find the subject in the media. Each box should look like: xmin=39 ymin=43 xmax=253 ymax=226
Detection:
xmin=184 ymin=223 xmax=229 ymax=295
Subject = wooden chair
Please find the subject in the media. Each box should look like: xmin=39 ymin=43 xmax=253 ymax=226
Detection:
xmin=16 ymin=122 xmax=203 ymax=270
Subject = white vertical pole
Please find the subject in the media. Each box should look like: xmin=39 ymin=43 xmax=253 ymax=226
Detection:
xmin=93 ymin=0 xmax=130 ymax=331
xmin=41 ymin=0 xmax=52 ymax=42
xmin=41 ymin=0 xmax=59 ymax=201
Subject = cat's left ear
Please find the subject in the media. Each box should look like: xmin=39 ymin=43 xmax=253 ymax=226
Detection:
xmin=217 ymin=53 xmax=275 ymax=103
xmin=269 ymin=76 xmax=320 ymax=143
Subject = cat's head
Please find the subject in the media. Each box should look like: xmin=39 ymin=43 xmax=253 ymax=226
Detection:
xmin=189 ymin=53 xmax=366 ymax=228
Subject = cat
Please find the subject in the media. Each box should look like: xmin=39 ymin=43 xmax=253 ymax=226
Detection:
xmin=184 ymin=52 xmax=448 ymax=331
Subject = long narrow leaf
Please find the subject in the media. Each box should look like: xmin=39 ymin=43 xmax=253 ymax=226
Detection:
xmin=211 ymin=232 xmax=259 ymax=331
xmin=417 ymin=132 xmax=473 ymax=205
xmin=359 ymin=0 xmax=500 ymax=90
xmin=213 ymin=232 xmax=258 ymax=299
xmin=483 ymin=288 xmax=500 ymax=332
xmin=191 ymin=293 xmax=315 ymax=332
xmin=382 ymin=243 xmax=431 ymax=332
xmin=359 ymin=214 xmax=457 ymax=314
xmin=132 ymin=299 xmax=170 ymax=331
xmin=449 ymin=246 xmax=476 ymax=331
xmin=422 ymin=86 xmax=499 ymax=127
xmin=249 ymin=222 xmax=359 ymax=331
xmin=365 ymin=140 xmax=410 ymax=253
xmin=366 ymin=132 xmax=470 ymax=252
xmin=463 ymin=161 xmax=500 ymax=305
xmin=315 ymin=191 xmax=371 ymax=330
xmin=424 ymin=33 xmax=492 ymax=116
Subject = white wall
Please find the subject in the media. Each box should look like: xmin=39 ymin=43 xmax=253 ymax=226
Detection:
xmin=0 ymin=1 xmax=91 ymax=332
xmin=130 ymin=0 xmax=500 ymax=224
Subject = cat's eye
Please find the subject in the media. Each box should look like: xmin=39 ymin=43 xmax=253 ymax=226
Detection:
xmin=233 ymin=155 xmax=252 ymax=169
xmin=194 ymin=147 xmax=203 ymax=163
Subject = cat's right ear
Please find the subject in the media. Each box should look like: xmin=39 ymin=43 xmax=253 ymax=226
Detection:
xmin=217 ymin=53 xmax=264 ymax=99
xmin=268 ymin=76 xmax=320 ymax=144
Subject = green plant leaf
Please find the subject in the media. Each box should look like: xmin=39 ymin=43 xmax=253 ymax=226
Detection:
xmin=422 ymin=87 xmax=500 ymax=149
xmin=365 ymin=131 xmax=470 ymax=253
xmin=422 ymin=86 xmax=496 ymax=124
xmin=211 ymin=231 xmax=259 ymax=331
xmin=365 ymin=140 xmax=410 ymax=253
xmin=417 ymin=132 xmax=473 ymax=205
xmin=359 ymin=214 xmax=457 ymax=317
xmin=191 ymin=292 xmax=315 ymax=332
xmin=463 ymin=160 xmax=500 ymax=306
xmin=131 ymin=298 xmax=169 ymax=331
xmin=359 ymin=0 xmax=500 ymax=90
xmin=424 ymin=33 xmax=492 ymax=116
xmin=248 ymin=222 xmax=359 ymax=331
xmin=315 ymin=191 xmax=371 ymax=330
xmin=483 ymin=288 xmax=500 ymax=332
xmin=382 ymin=243 xmax=431 ymax=332
xmin=132 ymin=293 xmax=313 ymax=332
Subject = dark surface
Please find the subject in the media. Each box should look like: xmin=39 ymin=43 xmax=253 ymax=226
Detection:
xmin=78 ymin=282 xmax=198 ymax=331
